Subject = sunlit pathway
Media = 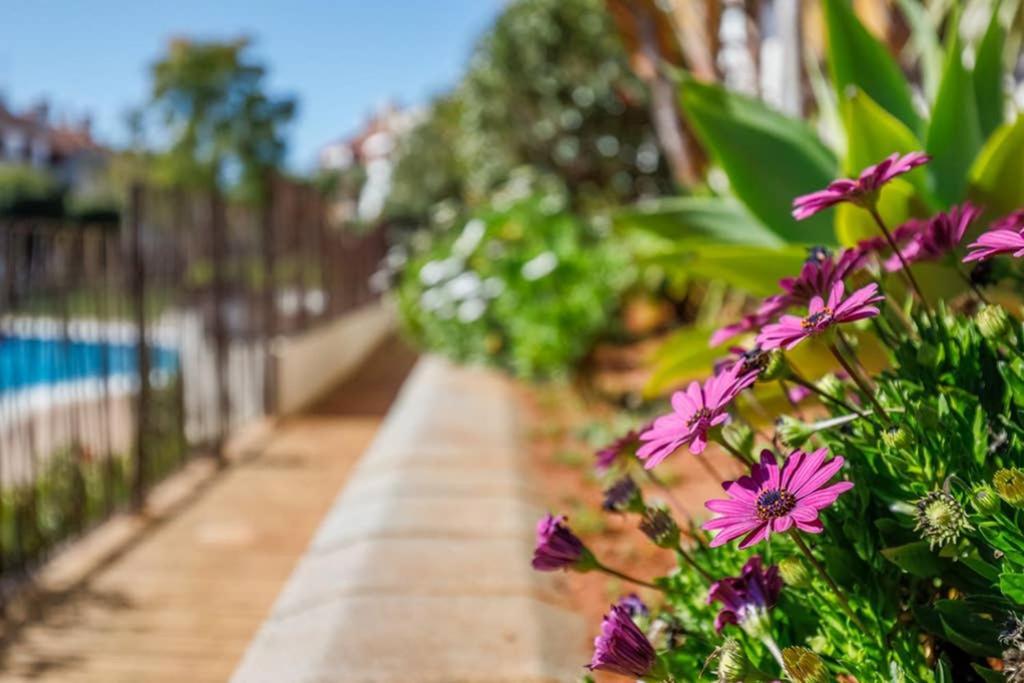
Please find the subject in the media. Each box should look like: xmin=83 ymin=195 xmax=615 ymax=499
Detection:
xmin=0 ymin=338 xmax=417 ymax=683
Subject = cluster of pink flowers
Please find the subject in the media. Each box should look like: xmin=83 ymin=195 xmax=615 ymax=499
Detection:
xmin=531 ymin=151 xmax=1024 ymax=678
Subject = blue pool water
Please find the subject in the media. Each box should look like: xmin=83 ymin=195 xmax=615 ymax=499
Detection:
xmin=0 ymin=336 xmax=179 ymax=395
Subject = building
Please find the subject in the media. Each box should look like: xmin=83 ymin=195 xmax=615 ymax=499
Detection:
xmin=317 ymin=103 xmax=423 ymax=225
xmin=0 ymin=98 xmax=107 ymax=192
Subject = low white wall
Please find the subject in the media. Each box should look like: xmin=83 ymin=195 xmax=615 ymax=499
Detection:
xmin=272 ymin=300 xmax=396 ymax=414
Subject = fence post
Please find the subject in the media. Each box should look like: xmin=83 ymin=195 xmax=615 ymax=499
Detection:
xmin=128 ymin=184 xmax=150 ymax=510
xmin=210 ymin=188 xmax=230 ymax=463
xmin=260 ymin=173 xmax=277 ymax=415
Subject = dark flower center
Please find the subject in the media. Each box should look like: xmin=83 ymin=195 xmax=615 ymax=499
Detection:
xmin=687 ymin=407 xmax=712 ymax=428
xmin=755 ymin=488 xmax=796 ymax=521
xmin=805 ymin=246 xmax=832 ymax=265
xmin=801 ymin=308 xmax=833 ymax=330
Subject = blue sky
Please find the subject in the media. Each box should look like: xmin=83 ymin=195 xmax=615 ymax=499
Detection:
xmin=0 ymin=1 xmax=504 ymax=169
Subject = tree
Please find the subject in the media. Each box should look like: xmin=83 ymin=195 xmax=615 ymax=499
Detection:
xmin=147 ymin=37 xmax=295 ymax=199
xmin=457 ymin=0 xmax=673 ymax=208
xmin=384 ymin=94 xmax=466 ymax=225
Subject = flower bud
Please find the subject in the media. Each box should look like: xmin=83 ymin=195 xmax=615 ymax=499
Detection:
xmin=760 ymin=349 xmax=787 ymax=381
xmin=976 ymin=304 xmax=1014 ymax=342
xmin=721 ymin=422 xmax=753 ymax=456
xmin=776 ymin=416 xmax=813 ymax=449
xmin=882 ymin=425 xmax=914 ymax=451
xmin=971 ymin=485 xmax=1001 ymax=515
xmin=914 ymin=491 xmax=973 ymax=549
xmin=716 ymin=638 xmax=749 ymax=683
xmin=639 ymin=505 xmax=680 ymax=549
xmin=777 ymin=555 xmax=813 ymax=589
xmin=782 ymin=647 xmax=830 ymax=683
xmin=994 ymin=468 xmax=1024 ymax=507
xmin=816 ymin=373 xmax=845 ymax=401
xmin=602 ymin=476 xmax=644 ymax=514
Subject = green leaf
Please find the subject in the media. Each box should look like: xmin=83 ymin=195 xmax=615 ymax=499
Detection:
xmin=840 ymin=89 xmax=923 ymax=177
xmin=881 ymin=541 xmax=947 ymax=577
xmin=926 ymin=10 xmax=983 ymax=206
xmin=968 ymin=116 xmax=1024 ymax=214
xmin=682 ymin=244 xmax=807 ymax=297
xmin=933 ymin=599 xmax=1003 ymax=657
xmin=971 ymin=664 xmax=1008 ymax=683
xmin=1001 ymin=571 xmax=1024 ymax=605
xmin=823 ymin=0 xmax=921 ymax=134
xmin=645 ymin=326 xmax=723 ymax=397
xmin=973 ymin=2 xmax=1007 ymax=140
xmin=835 ymin=178 xmax=916 ymax=246
xmin=613 ymin=196 xmax=784 ymax=247
xmin=678 ymin=77 xmax=837 ymax=244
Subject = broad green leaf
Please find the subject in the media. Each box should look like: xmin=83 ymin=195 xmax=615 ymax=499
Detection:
xmin=638 ymin=243 xmax=805 ymax=298
xmin=926 ymin=11 xmax=983 ymax=206
xmin=682 ymin=244 xmax=807 ymax=297
xmin=823 ymin=0 xmax=921 ymax=134
xmin=881 ymin=541 xmax=947 ymax=577
xmin=835 ymin=179 xmax=917 ymax=246
xmin=1000 ymin=571 xmax=1024 ymax=605
xmin=968 ymin=116 xmax=1024 ymax=214
xmin=895 ymin=0 xmax=943 ymax=100
xmin=613 ymin=196 xmax=784 ymax=247
xmin=645 ymin=325 xmax=723 ymax=397
xmin=933 ymin=599 xmax=1003 ymax=657
xmin=678 ymin=77 xmax=837 ymax=244
xmin=974 ymin=1 xmax=1007 ymax=140
xmin=971 ymin=665 xmax=1007 ymax=683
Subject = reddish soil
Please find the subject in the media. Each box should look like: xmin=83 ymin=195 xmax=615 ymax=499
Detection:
xmin=520 ymin=382 xmax=742 ymax=680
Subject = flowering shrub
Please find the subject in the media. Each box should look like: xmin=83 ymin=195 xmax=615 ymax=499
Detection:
xmin=396 ymin=193 xmax=630 ymax=378
xmin=534 ymin=153 xmax=1024 ymax=681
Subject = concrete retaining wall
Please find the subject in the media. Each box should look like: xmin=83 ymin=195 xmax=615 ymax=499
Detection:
xmin=231 ymin=356 xmax=586 ymax=683
xmin=272 ymin=301 xmax=396 ymax=414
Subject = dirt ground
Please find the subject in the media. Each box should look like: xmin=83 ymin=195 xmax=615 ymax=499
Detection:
xmin=520 ymin=382 xmax=741 ymax=681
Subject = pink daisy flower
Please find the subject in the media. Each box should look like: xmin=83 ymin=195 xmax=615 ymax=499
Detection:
xmin=792 ymin=152 xmax=931 ymax=220
xmin=636 ymin=363 xmax=757 ymax=468
xmin=964 ymin=209 xmax=1024 ymax=263
xmin=883 ymin=203 xmax=982 ymax=271
xmin=756 ymin=281 xmax=883 ymax=351
xmin=710 ymin=248 xmax=865 ymax=348
xmin=707 ymin=555 xmax=782 ymax=633
xmin=703 ymin=448 xmax=853 ymax=549
xmin=587 ymin=604 xmax=658 ymax=678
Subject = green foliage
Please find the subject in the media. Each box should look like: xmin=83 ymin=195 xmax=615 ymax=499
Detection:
xmin=385 ymin=95 xmax=466 ymax=224
xmin=0 ymin=165 xmax=62 ymax=217
xmin=926 ymin=11 xmax=983 ymax=207
xmin=822 ymin=0 xmax=921 ymax=134
xmin=396 ymin=192 xmax=630 ymax=378
xmin=677 ymin=77 xmax=837 ymax=245
xmin=457 ymin=0 xmax=671 ymax=208
xmin=146 ymin=37 xmax=295 ymax=198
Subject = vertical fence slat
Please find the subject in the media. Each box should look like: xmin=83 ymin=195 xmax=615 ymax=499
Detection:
xmin=128 ymin=184 xmax=151 ymax=510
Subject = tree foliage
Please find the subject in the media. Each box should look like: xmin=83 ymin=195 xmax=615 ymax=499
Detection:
xmin=147 ymin=37 xmax=296 ymax=199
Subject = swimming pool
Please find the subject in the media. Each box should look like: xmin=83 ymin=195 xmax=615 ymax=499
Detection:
xmin=0 ymin=336 xmax=179 ymax=395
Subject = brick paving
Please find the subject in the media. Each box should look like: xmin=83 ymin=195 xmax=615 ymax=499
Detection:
xmin=0 ymin=337 xmax=417 ymax=683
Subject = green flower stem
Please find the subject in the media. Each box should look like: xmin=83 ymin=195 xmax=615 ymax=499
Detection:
xmin=675 ymin=543 xmax=714 ymax=583
xmin=867 ymin=205 xmax=933 ymax=318
xmin=714 ymin=435 xmax=756 ymax=468
xmin=760 ymin=634 xmax=787 ymax=672
xmin=827 ymin=339 xmax=892 ymax=426
xmin=644 ymin=469 xmax=690 ymax=521
xmin=789 ymin=531 xmax=866 ymax=631
xmin=594 ymin=561 xmax=665 ymax=592
xmin=786 ymin=373 xmax=869 ymax=421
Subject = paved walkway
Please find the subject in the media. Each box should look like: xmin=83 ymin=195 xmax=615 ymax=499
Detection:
xmin=232 ymin=356 xmax=587 ymax=683
xmin=0 ymin=337 xmax=418 ymax=683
